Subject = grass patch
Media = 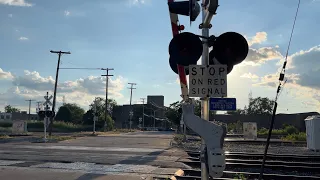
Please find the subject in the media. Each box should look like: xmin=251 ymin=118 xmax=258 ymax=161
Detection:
xmin=0 ymin=134 xmax=10 ymax=139
xmin=258 ymin=125 xmax=299 ymax=136
xmin=49 ymin=135 xmax=75 ymax=142
xmin=281 ymin=132 xmax=306 ymax=142
xmin=27 ymin=120 xmax=92 ymax=132
xmin=0 ymin=127 xmax=11 ymax=133
xmin=0 ymin=122 xmax=12 ymax=128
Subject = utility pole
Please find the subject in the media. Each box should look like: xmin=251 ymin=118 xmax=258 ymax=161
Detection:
xmin=49 ymin=50 xmax=71 ymax=136
xmin=101 ymin=68 xmax=114 ymax=131
xmin=25 ymin=99 xmax=35 ymax=120
xmin=140 ymin=98 xmax=146 ymax=128
xmin=128 ymin=83 xmax=137 ymax=129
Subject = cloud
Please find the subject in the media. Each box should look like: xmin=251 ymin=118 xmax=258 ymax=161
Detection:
xmin=247 ymin=32 xmax=267 ymax=46
xmin=126 ymin=0 xmax=150 ymax=6
xmin=242 ymin=32 xmax=283 ymax=66
xmin=244 ymin=47 xmax=283 ymax=65
xmin=251 ymin=45 xmax=320 ymax=110
xmin=0 ymin=68 xmax=127 ymax=113
xmin=11 ymin=70 xmax=126 ymax=98
xmin=19 ymin=37 xmax=28 ymax=41
xmin=0 ymin=0 xmax=32 ymax=6
xmin=240 ymin=73 xmax=259 ymax=80
xmin=0 ymin=68 xmax=14 ymax=80
xmin=64 ymin=10 xmax=70 ymax=16
xmin=8 ymin=14 xmax=12 ymax=18
xmin=130 ymin=0 xmax=146 ymax=5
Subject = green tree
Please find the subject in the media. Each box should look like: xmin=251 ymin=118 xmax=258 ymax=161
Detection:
xmin=165 ymin=101 xmax=181 ymax=126
xmin=165 ymin=100 xmax=214 ymax=126
xmin=88 ymin=97 xmax=117 ymax=118
xmin=82 ymin=109 xmax=94 ymax=125
xmin=62 ymin=103 xmax=85 ymax=124
xmin=247 ymin=97 xmax=274 ymax=115
xmin=4 ymin=105 xmax=20 ymax=113
xmin=85 ymin=98 xmax=117 ymax=131
xmin=55 ymin=106 xmax=72 ymax=122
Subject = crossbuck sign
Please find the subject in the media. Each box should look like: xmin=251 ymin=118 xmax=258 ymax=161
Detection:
xmin=43 ymin=95 xmax=53 ymax=107
xmin=189 ymin=65 xmax=227 ymax=98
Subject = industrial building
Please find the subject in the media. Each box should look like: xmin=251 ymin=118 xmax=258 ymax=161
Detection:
xmin=0 ymin=111 xmax=39 ymax=122
xmin=113 ymin=95 xmax=168 ymax=129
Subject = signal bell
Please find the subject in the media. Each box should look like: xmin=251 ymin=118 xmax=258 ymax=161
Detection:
xmin=168 ymin=0 xmax=200 ymax=22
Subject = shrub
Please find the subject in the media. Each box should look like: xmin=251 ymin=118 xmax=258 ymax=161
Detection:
xmin=281 ymin=132 xmax=306 ymax=141
xmin=0 ymin=122 xmax=12 ymax=128
xmin=26 ymin=120 xmax=91 ymax=132
xmin=284 ymin=125 xmax=299 ymax=135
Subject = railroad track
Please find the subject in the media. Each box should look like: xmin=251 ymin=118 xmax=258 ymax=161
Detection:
xmin=173 ymin=151 xmax=320 ymax=180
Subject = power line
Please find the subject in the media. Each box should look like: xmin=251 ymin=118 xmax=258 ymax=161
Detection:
xmin=259 ymin=1 xmax=301 ymax=179
xmin=59 ymin=67 xmax=102 ymax=70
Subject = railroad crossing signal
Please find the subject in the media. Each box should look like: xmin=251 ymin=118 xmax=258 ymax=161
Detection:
xmin=129 ymin=111 xmax=133 ymax=117
xmin=43 ymin=95 xmax=53 ymax=107
xmin=168 ymin=0 xmax=200 ymax=22
xmin=209 ymin=32 xmax=249 ymax=74
xmin=169 ymin=31 xmax=249 ymax=75
xmin=139 ymin=117 xmax=142 ymax=123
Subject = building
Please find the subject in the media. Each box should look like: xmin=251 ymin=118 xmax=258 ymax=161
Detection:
xmin=113 ymin=95 xmax=166 ymax=129
xmin=0 ymin=111 xmax=39 ymax=121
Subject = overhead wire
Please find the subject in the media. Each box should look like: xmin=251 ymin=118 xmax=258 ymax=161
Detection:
xmin=258 ymin=0 xmax=301 ymax=179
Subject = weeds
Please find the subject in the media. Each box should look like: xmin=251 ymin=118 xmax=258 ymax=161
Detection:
xmin=281 ymin=132 xmax=306 ymax=142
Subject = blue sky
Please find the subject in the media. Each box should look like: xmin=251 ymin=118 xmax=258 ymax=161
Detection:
xmin=1 ymin=0 xmax=320 ymax=114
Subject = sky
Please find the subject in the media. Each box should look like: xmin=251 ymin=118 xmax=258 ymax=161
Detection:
xmin=1 ymin=0 xmax=320 ymax=114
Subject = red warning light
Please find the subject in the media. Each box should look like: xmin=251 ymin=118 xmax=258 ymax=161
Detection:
xmin=179 ymin=25 xmax=185 ymax=31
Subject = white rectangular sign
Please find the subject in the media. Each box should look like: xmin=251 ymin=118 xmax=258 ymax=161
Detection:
xmin=243 ymin=122 xmax=257 ymax=140
xmin=188 ymin=65 xmax=227 ymax=98
xmin=12 ymin=120 xmax=27 ymax=134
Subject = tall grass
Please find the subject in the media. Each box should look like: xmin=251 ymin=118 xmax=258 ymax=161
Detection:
xmin=0 ymin=120 xmax=92 ymax=132
xmin=281 ymin=132 xmax=306 ymax=142
xmin=258 ymin=125 xmax=299 ymax=136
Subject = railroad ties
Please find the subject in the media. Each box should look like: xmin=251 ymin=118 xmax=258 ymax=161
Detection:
xmin=173 ymin=151 xmax=320 ymax=180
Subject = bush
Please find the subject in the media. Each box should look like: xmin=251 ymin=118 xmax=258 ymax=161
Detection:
xmin=281 ymin=132 xmax=306 ymax=141
xmin=26 ymin=120 xmax=92 ymax=132
xmin=284 ymin=125 xmax=299 ymax=135
xmin=0 ymin=122 xmax=12 ymax=128
xmin=258 ymin=125 xmax=299 ymax=136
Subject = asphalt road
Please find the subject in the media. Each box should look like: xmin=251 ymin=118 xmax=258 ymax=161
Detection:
xmin=0 ymin=131 xmax=189 ymax=180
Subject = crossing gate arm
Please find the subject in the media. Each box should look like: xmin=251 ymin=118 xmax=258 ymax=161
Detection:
xmin=167 ymin=0 xmax=189 ymax=102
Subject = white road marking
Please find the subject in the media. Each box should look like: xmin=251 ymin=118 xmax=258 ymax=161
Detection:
xmin=17 ymin=145 xmax=164 ymax=153
xmin=0 ymin=160 xmax=25 ymax=166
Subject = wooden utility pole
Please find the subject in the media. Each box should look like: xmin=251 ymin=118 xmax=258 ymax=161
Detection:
xmin=101 ymin=68 xmax=114 ymax=131
xmin=25 ymin=99 xmax=35 ymax=120
xmin=140 ymin=98 xmax=146 ymax=128
xmin=49 ymin=50 xmax=71 ymax=135
xmin=127 ymin=83 xmax=137 ymax=129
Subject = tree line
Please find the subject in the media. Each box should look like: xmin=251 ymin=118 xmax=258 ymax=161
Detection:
xmin=3 ymin=95 xmax=275 ymax=128
xmin=165 ymin=96 xmax=275 ymax=126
